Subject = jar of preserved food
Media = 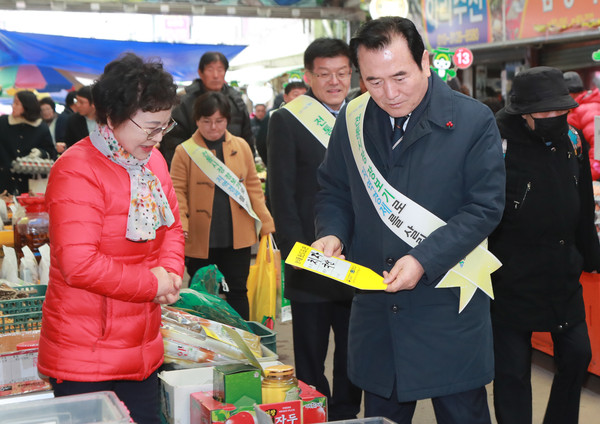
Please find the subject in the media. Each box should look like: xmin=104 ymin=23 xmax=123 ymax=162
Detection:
xmin=13 ymin=194 xmax=49 ymax=261
xmin=261 ymin=364 xmax=300 ymax=404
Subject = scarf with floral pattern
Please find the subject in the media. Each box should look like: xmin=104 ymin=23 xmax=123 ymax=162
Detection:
xmin=90 ymin=124 xmax=175 ymax=241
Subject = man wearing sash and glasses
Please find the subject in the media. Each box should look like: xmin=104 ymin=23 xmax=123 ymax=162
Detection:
xmin=313 ymin=18 xmax=505 ymax=423
xmin=267 ymin=38 xmax=362 ymax=420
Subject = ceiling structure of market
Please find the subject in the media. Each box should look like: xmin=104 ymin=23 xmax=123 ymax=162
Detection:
xmin=0 ymin=0 xmax=367 ymax=20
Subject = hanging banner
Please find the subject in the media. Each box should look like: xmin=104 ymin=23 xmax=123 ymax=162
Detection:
xmin=516 ymin=0 xmax=600 ymax=40
xmin=422 ymin=0 xmax=492 ymax=48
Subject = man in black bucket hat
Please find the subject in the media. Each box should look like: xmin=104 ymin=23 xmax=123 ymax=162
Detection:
xmin=489 ymin=66 xmax=600 ymax=424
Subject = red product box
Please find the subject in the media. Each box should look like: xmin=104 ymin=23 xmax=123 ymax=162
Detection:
xmin=191 ymin=391 xmax=237 ymax=424
xmin=191 ymin=390 xmax=301 ymax=424
xmin=257 ymin=400 xmax=302 ymax=424
xmin=191 ymin=382 xmax=327 ymax=424
xmin=298 ymin=381 xmax=327 ymax=424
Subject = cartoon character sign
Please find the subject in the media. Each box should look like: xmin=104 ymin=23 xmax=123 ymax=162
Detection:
xmin=431 ymin=47 xmax=457 ymax=81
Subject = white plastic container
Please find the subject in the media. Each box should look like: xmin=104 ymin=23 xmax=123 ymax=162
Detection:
xmin=0 ymin=391 xmax=132 ymax=423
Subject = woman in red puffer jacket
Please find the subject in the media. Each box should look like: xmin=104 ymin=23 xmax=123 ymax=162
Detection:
xmin=565 ymin=71 xmax=600 ymax=180
xmin=38 ymin=53 xmax=184 ymax=424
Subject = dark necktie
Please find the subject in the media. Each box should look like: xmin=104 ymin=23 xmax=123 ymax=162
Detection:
xmin=391 ymin=116 xmax=408 ymax=147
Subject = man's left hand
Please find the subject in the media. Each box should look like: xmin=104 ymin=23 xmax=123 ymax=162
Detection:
xmin=383 ymin=255 xmax=424 ymax=292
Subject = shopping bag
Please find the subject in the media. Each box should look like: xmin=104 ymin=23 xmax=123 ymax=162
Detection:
xmin=272 ymin=237 xmax=282 ymax=296
xmin=247 ymin=234 xmax=277 ymax=329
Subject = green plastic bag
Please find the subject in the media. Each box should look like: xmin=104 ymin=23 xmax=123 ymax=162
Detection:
xmin=190 ymin=265 xmax=224 ymax=296
xmin=171 ymin=288 xmax=252 ymax=333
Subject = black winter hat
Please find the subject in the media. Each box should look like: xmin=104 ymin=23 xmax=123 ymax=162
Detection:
xmin=563 ymin=71 xmax=585 ymax=93
xmin=505 ymin=66 xmax=578 ymax=115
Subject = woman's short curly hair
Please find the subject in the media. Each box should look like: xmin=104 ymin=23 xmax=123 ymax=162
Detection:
xmin=92 ymin=53 xmax=179 ymax=127
xmin=16 ymin=91 xmax=41 ymax=122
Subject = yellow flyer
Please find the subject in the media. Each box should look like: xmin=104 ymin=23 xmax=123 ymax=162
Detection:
xmin=285 ymin=242 xmax=387 ymax=291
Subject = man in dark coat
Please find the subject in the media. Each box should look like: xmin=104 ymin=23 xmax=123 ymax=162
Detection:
xmin=55 ymin=90 xmax=78 ymax=149
xmin=267 ymin=38 xmax=362 ymax=420
xmin=64 ymin=86 xmax=96 ymax=148
xmin=313 ymin=17 xmax=505 ymax=423
xmin=159 ymin=52 xmax=254 ymax=167
xmin=490 ymin=66 xmax=600 ymax=424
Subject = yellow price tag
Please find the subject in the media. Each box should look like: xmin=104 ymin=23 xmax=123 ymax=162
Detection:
xmin=285 ymin=242 xmax=387 ymax=291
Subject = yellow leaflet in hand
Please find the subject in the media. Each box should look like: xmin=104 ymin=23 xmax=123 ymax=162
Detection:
xmin=285 ymin=242 xmax=387 ymax=291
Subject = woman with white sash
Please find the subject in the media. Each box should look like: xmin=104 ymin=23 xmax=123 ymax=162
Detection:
xmin=171 ymin=92 xmax=275 ymax=319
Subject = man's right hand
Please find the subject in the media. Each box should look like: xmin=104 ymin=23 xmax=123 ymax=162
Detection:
xmin=312 ymin=235 xmax=345 ymax=260
xmin=56 ymin=142 xmax=66 ymax=154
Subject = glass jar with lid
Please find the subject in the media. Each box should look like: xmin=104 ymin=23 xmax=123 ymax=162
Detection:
xmin=261 ymin=364 xmax=300 ymax=404
xmin=13 ymin=194 xmax=49 ymax=261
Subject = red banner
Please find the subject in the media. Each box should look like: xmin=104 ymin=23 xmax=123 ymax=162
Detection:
xmin=517 ymin=0 xmax=600 ymax=39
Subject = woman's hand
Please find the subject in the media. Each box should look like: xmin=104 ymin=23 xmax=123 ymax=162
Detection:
xmin=151 ymin=267 xmax=181 ymax=304
xmin=168 ymin=272 xmax=183 ymax=292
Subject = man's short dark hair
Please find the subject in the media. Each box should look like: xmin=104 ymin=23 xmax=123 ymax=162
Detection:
xmin=39 ymin=96 xmax=56 ymax=111
xmin=193 ymin=91 xmax=231 ymax=123
xmin=76 ymin=85 xmax=93 ymax=103
xmin=65 ymin=91 xmax=77 ymax=108
xmin=198 ymin=52 xmax=229 ymax=72
xmin=350 ymin=17 xmax=425 ymax=72
xmin=304 ymin=38 xmax=351 ymax=71
xmin=284 ymin=81 xmax=307 ymax=95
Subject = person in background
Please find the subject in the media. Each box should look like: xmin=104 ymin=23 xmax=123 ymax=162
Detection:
xmin=282 ymin=81 xmax=309 ymax=105
xmin=170 ymin=91 xmax=274 ymax=320
xmin=490 ymin=66 xmax=600 ymax=424
xmin=38 ymin=53 xmax=184 ymax=424
xmin=55 ymin=90 xmax=78 ymax=149
xmin=347 ymin=77 xmax=367 ymax=101
xmin=564 ymin=70 xmax=600 ymax=180
xmin=268 ymin=38 xmax=362 ymax=420
xmin=313 ymin=17 xmax=505 ymax=423
xmin=482 ymin=96 xmax=504 ymax=114
xmin=160 ymin=51 xmax=255 ymax=166
xmin=64 ymin=86 xmax=97 ymax=148
xmin=39 ymin=96 xmax=59 ymax=145
xmin=251 ymin=103 xmax=267 ymax=139
xmin=256 ymin=81 xmax=307 ymax=167
xmin=0 ymin=91 xmax=57 ymax=195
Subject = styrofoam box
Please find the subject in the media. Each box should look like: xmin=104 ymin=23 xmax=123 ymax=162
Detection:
xmin=0 ymin=390 xmax=131 ymax=424
xmin=159 ymin=360 xmax=281 ymax=424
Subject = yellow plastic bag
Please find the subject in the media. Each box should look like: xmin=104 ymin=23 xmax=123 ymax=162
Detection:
xmin=247 ymin=234 xmax=277 ymax=326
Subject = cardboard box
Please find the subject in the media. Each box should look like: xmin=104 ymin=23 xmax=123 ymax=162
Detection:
xmin=258 ymin=399 xmax=302 ymax=424
xmin=190 ymin=381 xmax=327 ymax=424
xmin=159 ymin=361 xmax=281 ymax=424
xmin=191 ymin=390 xmax=302 ymax=424
xmin=298 ymin=381 xmax=327 ymax=424
xmin=191 ymin=390 xmax=246 ymax=424
xmin=213 ymin=364 xmax=262 ymax=405
xmin=160 ymin=367 xmax=213 ymax=424
xmin=0 ymin=330 xmax=51 ymax=397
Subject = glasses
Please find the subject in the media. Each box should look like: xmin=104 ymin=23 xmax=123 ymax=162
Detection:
xmin=310 ymin=69 xmax=352 ymax=81
xmin=129 ymin=117 xmax=177 ymax=139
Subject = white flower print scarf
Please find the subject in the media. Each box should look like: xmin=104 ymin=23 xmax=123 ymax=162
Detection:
xmin=90 ymin=124 xmax=175 ymax=241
